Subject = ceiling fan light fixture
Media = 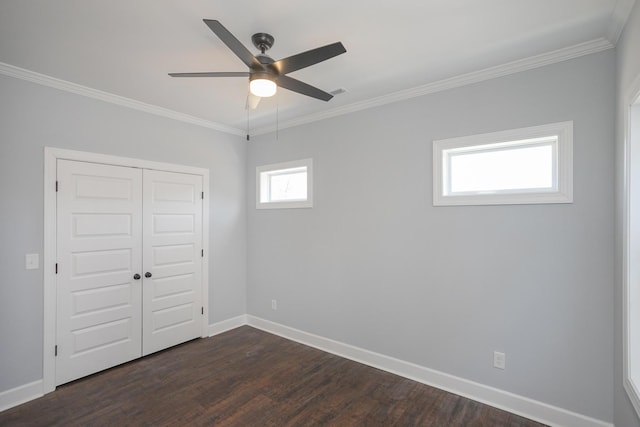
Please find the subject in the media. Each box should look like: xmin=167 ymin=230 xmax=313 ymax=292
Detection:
xmin=169 ymin=20 xmax=346 ymax=103
xmin=249 ymin=73 xmax=277 ymax=97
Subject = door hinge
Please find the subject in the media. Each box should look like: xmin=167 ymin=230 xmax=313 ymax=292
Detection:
xmin=55 ymin=181 xmax=59 ymax=192
xmin=201 ymin=191 xmax=204 ymax=200
xmin=54 ymin=345 xmax=58 ymax=357
xmin=201 ymin=307 xmax=204 ymax=315
xmin=55 ymin=263 xmax=58 ymax=274
xmin=201 ymin=249 xmax=204 ymax=258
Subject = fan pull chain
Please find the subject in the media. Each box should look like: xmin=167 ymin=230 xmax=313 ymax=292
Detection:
xmin=246 ymin=107 xmax=250 ymax=141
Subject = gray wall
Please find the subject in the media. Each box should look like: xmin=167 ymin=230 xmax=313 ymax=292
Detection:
xmin=2 ymin=22 xmax=633 ymax=424
xmin=247 ymin=51 xmax=615 ymax=421
xmin=0 ymin=74 xmax=247 ymax=392
xmin=615 ymin=0 xmax=640 ymax=425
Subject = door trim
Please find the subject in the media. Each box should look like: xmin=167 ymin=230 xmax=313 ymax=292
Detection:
xmin=43 ymin=147 xmax=210 ymax=393
xmin=622 ymin=74 xmax=640 ymax=418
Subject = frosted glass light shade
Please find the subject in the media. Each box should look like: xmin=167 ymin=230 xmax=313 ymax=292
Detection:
xmin=250 ymin=78 xmax=277 ymax=97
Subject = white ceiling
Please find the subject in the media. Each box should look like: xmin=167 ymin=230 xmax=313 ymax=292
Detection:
xmin=0 ymin=1 xmax=633 ymax=136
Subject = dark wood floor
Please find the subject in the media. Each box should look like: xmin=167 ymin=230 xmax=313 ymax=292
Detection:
xmin=0 ymin=326 xmax=546 ymax=426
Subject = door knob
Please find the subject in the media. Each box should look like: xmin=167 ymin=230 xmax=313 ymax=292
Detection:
xmin=133 ymin=273 xmax=141 ymax=280
xmin=145 ymin=272 xmax=152 ymax=278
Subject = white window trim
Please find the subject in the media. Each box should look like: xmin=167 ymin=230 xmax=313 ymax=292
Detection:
xmin=256 ymin=158 xmax=313 ymax=209
xmin=433 ymin=121 xmax=573 ymax=206
xmin=623 ymin=74 xmax=640 ymax=419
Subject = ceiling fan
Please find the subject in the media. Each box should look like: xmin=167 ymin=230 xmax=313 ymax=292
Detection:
xmin=169 ymin=20 xmax=347 ymax=109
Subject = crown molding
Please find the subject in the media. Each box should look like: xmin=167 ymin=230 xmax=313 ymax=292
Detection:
xmin=251 ymin=38 xmax=614 ymax=136
xmin=0 ymin=62 xmax=245 ymax=137
xmin=0 ymin=36 xmax=615 ymax=139
xmin=607 ymin=0 xmax=636 ymax=45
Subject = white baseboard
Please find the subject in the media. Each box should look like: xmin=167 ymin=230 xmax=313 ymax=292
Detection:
xmin=1 ymin=316 xmax=247 ymax=413
xmin=245 ymin=315 xmax=613 ymax=427
xmin=0 ymin=380 xmax=43 ymax=413
xmin=0 ymin=317 xmax=614 ymax=427
xmin=208 ymin=314 xmax=248 ymax=337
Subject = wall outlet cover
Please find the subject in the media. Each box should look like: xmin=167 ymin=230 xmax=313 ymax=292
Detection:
xmin=25 ymin=253 xmax=39 ymax=270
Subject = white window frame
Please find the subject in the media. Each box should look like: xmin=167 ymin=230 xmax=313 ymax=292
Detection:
xmin=623 ymin=74 xmax=640 ymax=418
xmin=433 ymin=121 xmax=573 ymax=206
xmin=256 ymin=158 xmax=313 ymax=209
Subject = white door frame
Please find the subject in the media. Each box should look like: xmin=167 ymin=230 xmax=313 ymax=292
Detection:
xmin=623 ymin=74 xmax=640 ymax=417
xmin=43 ymin=147 xmax=210 ymax=393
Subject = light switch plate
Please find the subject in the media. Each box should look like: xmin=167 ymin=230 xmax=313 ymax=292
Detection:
xmin=25 ymin=253 xmax=39 ymax=270
xmin=493 ymin=351 xmax=506 ymax=370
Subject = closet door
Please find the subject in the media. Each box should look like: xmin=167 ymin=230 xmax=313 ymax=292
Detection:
xmin=142 ymin=170 xmax=203 ymax=355
xmin=56 ymin=160 xmax=143 ymax=385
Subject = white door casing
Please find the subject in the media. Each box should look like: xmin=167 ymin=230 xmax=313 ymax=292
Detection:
xmin=142 ymin=170 xmax=203 ymax=355
xmin=44 ymin=147 xmax=210 ymax=392
xmin=624 ymin=78 xmax=640 ymax=417
xmin=56 ymin=160 xmax=143 ymax=385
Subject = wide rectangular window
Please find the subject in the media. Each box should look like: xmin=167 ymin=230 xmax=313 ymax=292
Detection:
xmin=256 ymin=158 xmax=313 ymax=209
xmin=433 ymin=122 xmax=573 ymax=206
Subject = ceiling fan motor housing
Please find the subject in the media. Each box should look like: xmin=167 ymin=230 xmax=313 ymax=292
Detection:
xmin=255 ymin=54 xmax=274 ymax=66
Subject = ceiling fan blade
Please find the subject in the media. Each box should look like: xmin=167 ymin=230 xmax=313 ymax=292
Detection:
xmin=203 ymin=19 xmax=262 ymax=69
xmin=246 ymin=93 xmax=261 ymax=110
xmin=272 ymin=42 xmax=346 ymax=75
xmin=169 ymin=72 xmax=250 ymax=78
xmin=277 ymin=75 xmax=333 ymax=101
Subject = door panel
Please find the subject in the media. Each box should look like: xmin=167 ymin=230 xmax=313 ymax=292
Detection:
xmin=73 ymin=213 xmax=132 ymax=237
xmin=56 ymin=160 xmax=142 ymax=385
xmin=72 ymin=248 xmax=132 ymax=275
xmin=153 ymin=214 xmax=194 ymax=234
xmin=73 ymin=283 xmax=132 ymax=314
xmin=142 ymin=170 xmax=203 ymax=356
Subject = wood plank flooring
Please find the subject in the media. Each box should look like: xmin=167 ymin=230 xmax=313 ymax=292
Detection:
xmin=0 ymin=326 xmax=547 ymax=426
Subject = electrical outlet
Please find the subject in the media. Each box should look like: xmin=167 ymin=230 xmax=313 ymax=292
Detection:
xmin=25 ymin=253 xmax=39 ymax=270
xmin=493 ymin=351 xmax=506 ymax=370
xmin=271 ymin=299 xmax=277 ymax=310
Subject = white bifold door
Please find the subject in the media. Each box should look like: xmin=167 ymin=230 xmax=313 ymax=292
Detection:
xmin=56 ymin=160 xmax=203 ymax=385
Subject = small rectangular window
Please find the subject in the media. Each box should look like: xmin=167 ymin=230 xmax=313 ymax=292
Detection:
xmin=433 ymin=122 xmax=573 ymax=206
xmin=257 ymin=158 xmax=313 ymax=209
